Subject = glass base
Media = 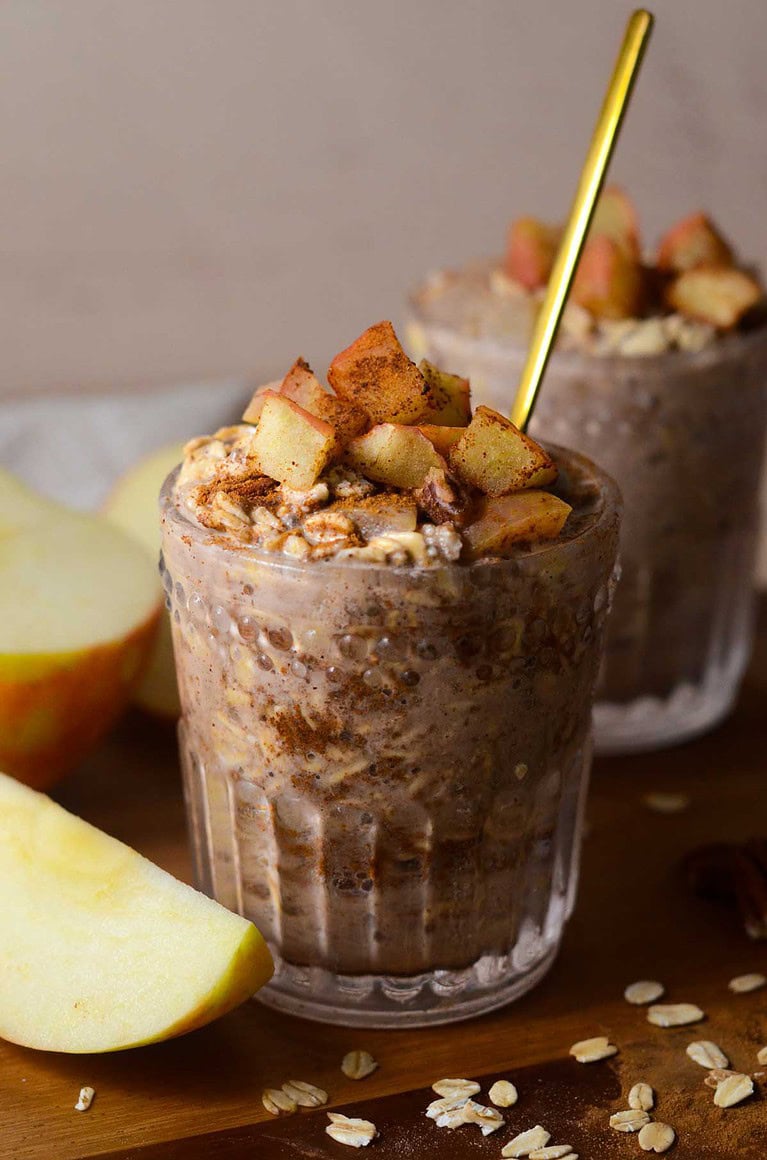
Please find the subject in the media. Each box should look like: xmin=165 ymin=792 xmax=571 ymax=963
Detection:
xmin=593 ymin=676 xmax=739 ymax=755
xmin=255 ymin=939 xmax=561 ymax=1029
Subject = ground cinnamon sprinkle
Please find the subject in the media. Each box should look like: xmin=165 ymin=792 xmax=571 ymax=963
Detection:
xmin=197 ymin=474 xmax=278 ymax=511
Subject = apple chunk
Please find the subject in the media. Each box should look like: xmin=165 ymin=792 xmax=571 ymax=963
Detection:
xmin=0 ymin=470 xmax=162 ymax=790
xmin=448 ymin=406 xmax=557 ymax=496
xmin=328 ymin=321 xmax=436 ymax=425
xmin=279 ymin=358 xmax=367 ymax=455
xmin=345 ymin=424 xmax=444 ymax=489
xmin=572 ymin=235 xmax=645 ymax=319
xmin=657 ymin=212 xmax=733 ymax=273
xmin=417 ymin=424 xmax=466 ymax=457
xmin=0 ymin=772 xmax=272 ymax=1052
xmin=504 ymin=217 xmax=560 ymax=290
xmin=103 ymin=442 xmax=186 ymax=721
xmin=251 ymin=392 xmax=336 ymax=489
xmin=588 ymin=185 xmax=641 ymax=257
xmin=463 ymin=491 xmax=572 ymax=559
xmin=242 ymin=380 xmax=283 ymax=424
xmin=665 ymin=266 xmax=762 ymax=329
xmin=417 ymin=360 xmax=471 ymax=425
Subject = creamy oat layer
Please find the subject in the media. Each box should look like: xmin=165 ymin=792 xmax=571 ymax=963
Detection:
xmin=174 ymin=321 xmax=578 ymax=565
xmin=410 ymin=192 xmax=764 ymax=358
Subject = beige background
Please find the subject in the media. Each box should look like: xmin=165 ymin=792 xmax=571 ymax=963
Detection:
xmin=1 ymin=0 xmax=766 ymax=570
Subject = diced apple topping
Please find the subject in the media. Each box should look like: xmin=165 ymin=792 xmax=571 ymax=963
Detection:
xmin=657 ymin=212 xmax=733 ymax=273
xmin=330 ymin=494 xmax=418 ymax=539
xmin=504 ymin=217 xmax=561 ymax=290
xmin=251 ymin=392 xmax=336 ymax=489
xmin=463 ymin=491 xmax=572 ymax=560
xmin=345 ymin=423 xmax=444 ymax=490
xmin=417 ymin=424 xmax=466 ymax=457
xmin=328 ymin=321 xmax=437 ymax=424
xmin=280 ymin=358 xmax=367 ymax=456
xmin=665 ymin=267 xmax=762 ymax=330
xmin=588 ymin=185 xmax=641 ymax=257
xmin=242 ymin=380 xmax=282 ymax=424
xmin=572 ymin=235 xmax=645 ymax=320
xmin=449 ymin=406 xmax=557 ymax=497
xmin=417 ymin=360 xmax=471 ymax=425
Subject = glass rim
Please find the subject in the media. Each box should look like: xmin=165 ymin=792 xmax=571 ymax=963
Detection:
xmin=160 ymin=442 xmax=621 ymax=579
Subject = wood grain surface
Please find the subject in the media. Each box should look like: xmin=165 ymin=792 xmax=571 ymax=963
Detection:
xmin=2 ymin=608 xmax=766 ymax=1159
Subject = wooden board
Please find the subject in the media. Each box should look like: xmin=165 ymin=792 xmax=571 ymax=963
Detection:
xmin=3 ymin=609 xmax=767 ymax=1159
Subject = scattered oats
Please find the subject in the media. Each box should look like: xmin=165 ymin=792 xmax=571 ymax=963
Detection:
xmin=609 ymin=1109 xmax=651 ymax=1133
xmin=431 ymin=1077 xmax=481 ymax=1100
xmin=341 ymin=1050 xmax=378 ymax=1080
xmin=462 ymin=1100 xmax=505 ymax=1135
xmin=758 ymin=1046 xmax=767 ymax=1066
xmin=74 ymin=1086 xmax=95 ymax=1112
xmin=425 ymin=1095 xmax=468 ymax=1122
xmin=638 ymin=1121 xmax=676 ymax=1153
xmin=713 ymin=1072 xmax=754 ymax=1108
xmin=686 ymin=1040 xmax=729 ymax=1069
xmin=502 ymin=1125 xmax=552 ymax=1157
xmin=489 ymin=1079 xmax=518 ymax=1107
xmin=642 ymin=792 xmax=690 ymax=814
xmin=628 ymin=1082 xmax=655 ymax=1111
xmin=624 ymin=980 xmax=665 ymax=1005
xmin=569 ymin=1035 xmax=618 ymax=1063
xmin=529 ymin=1147 xmax=575 ymax=1159
xmin=262 ymin=1088 xmax=296 ymax=1115
xmin=281 ymin=1079 xmax=328 ymax=1107
xmin=728 ymin=972 xmax=766 ymax=994
xmin=647 ymin=1003 xmax=704 ymax=1027
xmin=704 ymin=1068 xmax=737 ymax=1089
xmin=433 ymin=1101 xmax=471 ymax=1130
xmin=325 ymin=1113 xmax=377 ymax=1148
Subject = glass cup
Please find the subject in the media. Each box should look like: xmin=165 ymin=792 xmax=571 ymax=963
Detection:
xmin=160 ymin=447 xmax=620 ymax=1027
xmin=407 ymin=296 xmax=767 ymax=754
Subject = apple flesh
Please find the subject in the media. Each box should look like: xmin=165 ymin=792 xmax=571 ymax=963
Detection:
xmin=345 ymin=423 xmax=444 ymax=489
xmin=0 ymin=471 xmax=162 ymax=789
xmin=572 ymin=235 xmax=645 ymax=319
xmin=417 ymin=424 xmax=466 ymax=457
xmin=588 ymin=185 xmax=641 ymax=257
xmin=241 ymin=380 xmax=283 ymax=424
xmin=328 ymin=321 xmax=436 ymax=425
xmin=463 ymin=491 xmax=572 ymax=559
xmin=0 ymin=772 xmax=272 ymax=1052
xmin=279 ymin=358 xmax=367 ymax=455
xmin=657 ymin=212 xmax=733 ymax=273
xmin=330 ymin=494 xmax=418 ymax=538
xmin=251 ymin=392 xmax=336 ymax=489
xmin=448 ymin=407 xmax=557 ymax=496
xmin=103 ymin=442 xmax=186 ymax=721
xmin=665 ymin=266 xmax=762 ymax=329
xmin=417 ymin=360 xmax=472 ymax=425
xmin=504 ymin=217 xmax=560 ymax=290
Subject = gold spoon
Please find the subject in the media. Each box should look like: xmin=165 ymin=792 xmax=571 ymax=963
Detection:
xmin=510 ymin=8 xmax=654 ymax=431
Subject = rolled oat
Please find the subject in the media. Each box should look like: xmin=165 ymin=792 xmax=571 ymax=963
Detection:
xmin=341 ymin=1050 xmax=378 ymax=1080
xmin=502 ymin=1125 xmax=552 ymax=1157
xmin=569 ymin=1035 xmax=618 ymax=1063
xmin=628 ymin=1082 xmax=655 ymax=1111
xmin=713 ymin=1073 xmax=754 ymax=1108
xmin=728 ymin=972 xmax=766 ymax=994
xmin=281 ymin=1079 xmax=328 ymax=1107
xmin=74 ymin=1086 xmax=95 ymax=1113
xmin=488 ymin=1079 xmax=518 ymax=1107
xmin=624 ymin=979 xmax=665 ymax=1005
xmin=609 ymin=1109 xmax=651 ymax=1133
xmin=686 ymin=1040 xmax=729 ymax=1069
xmin=638 ymin=1121 xmax=676 ymax=1153
xmin=325 ymin=1113 xmax=377 ymax=1147
xmin=262 ymin=1088 xmax=296 ymax=1115
xmin=647 ymin=1003 xmax=704 ymax=1027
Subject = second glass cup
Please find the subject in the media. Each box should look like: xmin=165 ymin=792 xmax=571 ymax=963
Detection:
xmin=161 ymin=447 xmax=620 ymax=1027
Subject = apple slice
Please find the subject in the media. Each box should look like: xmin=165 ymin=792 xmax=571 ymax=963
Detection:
xmin=103 ymin=442 xmax=185 ymax=721
xmin=588 ymin=185 xmax=641 ymax=257
xmin=0 ymin=471 xmax=162 ymax=790
xmin=0 ymin=772 xmax=272 ymax=1052
xmin=417 ymin=424 xmax=466 ymax=457
xmin=463 ymin=491 xmax=572 ymax=559
xmin=572 ymin=235 xmax=645 ymax=319
xmin=279 ymin=358 xmax=367 ymax=455
xmin=657 ymin=212 xmax=733 ymax=273
xmin=345 ymin=423 xmax=444 ymax=489
xmin=251 ymin=391 xmax=336 ymax=489
xmin=242 ymin=380 xmax=283 ymax=424
xmin=448 ymin=407 xmax=557 ymax=496
xmin=665 ymin=266 xmax=762 ymax=329
xmin=330 ymin=494 xmax=418 ymax=538
xmin=417 ymin=360 xmax=471 ymax=426
xmin=328 ymin=321 xmax=436 ymax=425
xmin=504 ymin=217 xmax=560 ymax=290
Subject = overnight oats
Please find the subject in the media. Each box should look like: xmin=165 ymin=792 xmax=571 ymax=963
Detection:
xmin=408 ymin=191 xmax=767 ymax=752
xmin=161 ymin=322 xmax=620 ymax=1027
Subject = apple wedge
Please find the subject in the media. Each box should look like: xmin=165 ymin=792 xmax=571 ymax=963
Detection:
xmin=657 ymin=212 xmax=733 ymax=273
xmin=251 ymin=392 xmax=336 ymax=489
xmin=345 ymin=423 xmax=444 ymax=489
xmin=665 ymin=266 xmax=762 ymax=329
xmin=588 ymin=185 xmax=641 ymax=257
xmin=0 ymin=471 xmax=162 ymax=789
xmin=104 ymin=442 xmax=186 ymax=721
xmin=417 ymin=360 xmax=472 ymax=425
xmin=0 ymin=772 xmax=272 ymax=1052
xmin=504 ymin=217 xmax=560 ymax=290
xmin=328 ymin=321 xmax=436 ymax=425
xmin=279 ymin=358 xmax=367 ymax=455
xmin=448 ymin=407 xmax=557 ymax=496
xmin=463 ymin=491 xmax=572 ymax=559
xmin=572 ymin=235 xmax=645 ymax=319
